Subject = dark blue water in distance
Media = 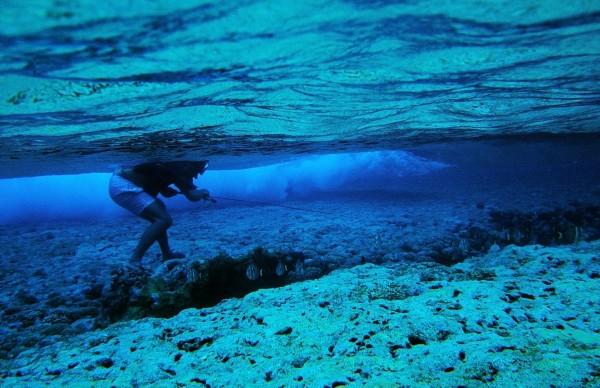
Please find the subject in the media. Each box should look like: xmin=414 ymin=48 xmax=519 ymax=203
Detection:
xmin=0 ymin=1 xmax=599 ymax=386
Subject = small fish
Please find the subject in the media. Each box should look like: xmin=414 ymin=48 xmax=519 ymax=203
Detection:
xmin=294 ymin=260 xmax=304 ymax=275
xmin=246 ymin=262 xmax=260 ymax=280
xmin=457 ymin=238 xmax=470 ymax=252
xmin=275 ymin=260 xmax=286 ymax=277
xmin=186 ymin=268 xmax=199 ymax=283
xmin=512 ymin=229 xmax=522 ymax=243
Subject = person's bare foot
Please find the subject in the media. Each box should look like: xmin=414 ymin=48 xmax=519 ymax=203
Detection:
xmin=125 ymin=256 xmax=143 ymax=270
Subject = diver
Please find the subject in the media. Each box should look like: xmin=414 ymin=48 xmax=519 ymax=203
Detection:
xmin=108 ymin=160 xmax=211 ymax=266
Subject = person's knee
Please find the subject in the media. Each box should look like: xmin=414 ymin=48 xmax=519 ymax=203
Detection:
xmin=157 ymin=214 xmax=173 ymax=228
xmin=142 ymin=202 xmax=173 ymax=228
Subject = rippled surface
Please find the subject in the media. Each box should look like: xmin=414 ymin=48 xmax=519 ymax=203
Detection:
xmin=1 ymin=0 xmax=600 ymax=176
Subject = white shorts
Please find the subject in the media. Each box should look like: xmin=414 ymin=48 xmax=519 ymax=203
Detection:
xmin=109 ymin=173 xmax=156 ymax=215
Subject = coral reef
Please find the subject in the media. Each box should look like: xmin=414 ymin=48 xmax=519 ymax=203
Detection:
xmin=1 ymin=198 xmax=598 ymax=371
xmin=1 ymin=242 xmax=598 ymax=386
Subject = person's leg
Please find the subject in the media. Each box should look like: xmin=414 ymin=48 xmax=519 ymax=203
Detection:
xmin=132 ymin=200 xmax=173 ymax=262
xmin=157 ymin=232 xmax=181 ymax=259
xmin=137 ymin=200 xmax=185 ymax=260
xmin=139 ymin=212 xmax=171 ymax=258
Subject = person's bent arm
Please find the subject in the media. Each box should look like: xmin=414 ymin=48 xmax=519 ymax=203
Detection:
xmin=183 ymin=188 xmax=210 ymax=202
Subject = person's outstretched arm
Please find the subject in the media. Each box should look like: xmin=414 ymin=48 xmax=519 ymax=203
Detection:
xmin=162 ymin=162 xmax=210 ymax=202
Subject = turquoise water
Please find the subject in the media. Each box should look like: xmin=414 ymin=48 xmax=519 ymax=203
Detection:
xmin=1 ymin=1 xmax=600 ymax=386
xmin=1 ymin=0 xmax=600 ymax=176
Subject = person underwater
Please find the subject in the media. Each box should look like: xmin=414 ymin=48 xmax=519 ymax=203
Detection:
xmin=108 ymin=160 xmax=210 ymax=267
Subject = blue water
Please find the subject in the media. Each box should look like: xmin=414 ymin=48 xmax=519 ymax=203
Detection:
xmin=1 ymin=1 xmax=600 ymax=176
xmin=1 ymin=1 xmax=600 ymax=386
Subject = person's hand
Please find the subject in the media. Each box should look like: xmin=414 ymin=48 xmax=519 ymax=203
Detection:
xmin=185 ymin=188 xmax=211 ymax=202
xmin=198 ymin=189 xmax=210 ymax=200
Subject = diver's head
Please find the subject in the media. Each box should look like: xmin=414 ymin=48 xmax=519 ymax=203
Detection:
xmin=172 ymin=160 xmax=209 ymax=179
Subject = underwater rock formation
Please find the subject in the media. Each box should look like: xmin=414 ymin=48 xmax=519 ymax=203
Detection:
xmin=105 ymin=247 xmax=308 ymax=321
xmin=1 ymin=242 xmax=598 ymax=386
xmin=0 ymin=246 xmax=310 ymax=361
xmin=488 ymin=203 xmax=600 ymax=246
xmin=1 ymin=202 xmax=598 ymax=362
xmin=426 ymin=203 xmax=600 ymax=266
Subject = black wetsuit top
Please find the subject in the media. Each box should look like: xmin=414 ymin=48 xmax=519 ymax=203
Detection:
xmin=131 ymin=162 xmax=198 ymax=197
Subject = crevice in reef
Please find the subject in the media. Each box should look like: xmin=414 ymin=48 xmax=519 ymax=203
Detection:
xmin=102 ymin=247 xmax=318 ymax=322
xmin=421 ymin=202 xmax=600 ymax=266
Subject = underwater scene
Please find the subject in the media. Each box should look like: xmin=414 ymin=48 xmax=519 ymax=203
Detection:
xmin=1 ymin=0 xmax=600 ymax=386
